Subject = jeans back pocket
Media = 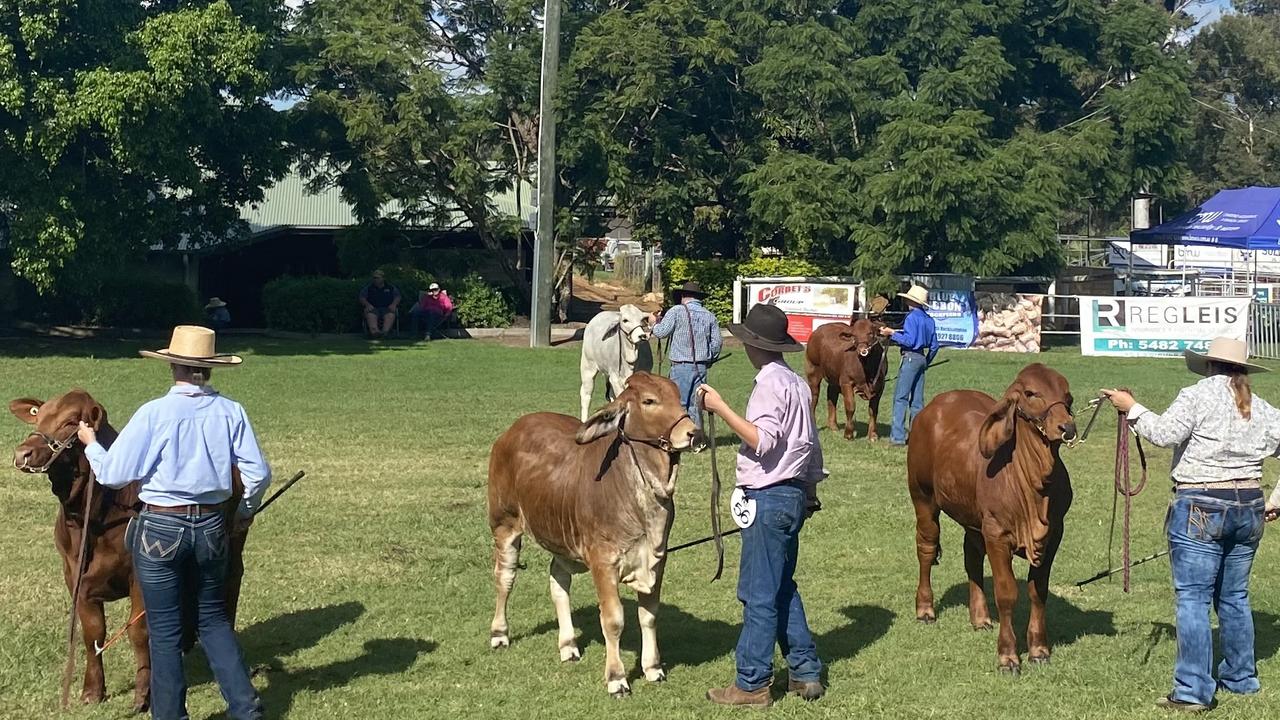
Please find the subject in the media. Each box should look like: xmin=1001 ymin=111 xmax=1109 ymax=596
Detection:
xmin=137 ymin=520 xmax=183 ymax=560
xmin=1185 ymin=503 xmax=1226 ymax=542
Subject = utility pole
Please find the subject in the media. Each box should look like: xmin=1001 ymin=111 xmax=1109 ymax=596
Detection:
xmin=530 ymin=0 xmax=561 ymax=348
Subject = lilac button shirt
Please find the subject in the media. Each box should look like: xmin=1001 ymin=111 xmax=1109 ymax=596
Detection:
xmin=735 ymin=361 xmax=825 ymax=489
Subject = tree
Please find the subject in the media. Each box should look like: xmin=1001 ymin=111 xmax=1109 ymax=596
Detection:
xmin=567 ymin=0 xmax=1191 ymax=286
xmin=1185 ymin=1 xmax=1280 ymax=200
xmin=0 ymin=0 xmax=289 ymax=292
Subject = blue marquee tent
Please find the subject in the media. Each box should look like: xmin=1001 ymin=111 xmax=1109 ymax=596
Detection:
xmin=1130 ymin=186 xmax=1280 ymax=249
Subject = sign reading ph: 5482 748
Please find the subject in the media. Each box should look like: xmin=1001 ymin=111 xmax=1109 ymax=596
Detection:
xmin=1080 ymin=296 xmax=1250 ymax=357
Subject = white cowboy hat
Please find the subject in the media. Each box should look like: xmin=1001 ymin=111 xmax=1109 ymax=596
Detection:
xmin=1184 ymin=337 xmax=1268 ymax=376
xmin=204 ymin=297 xmax=227 ymax=310
xmin=897 ymin=285 xmax=930 ymax=308
xmin=139 ymin=325 xmax=242 ymax=368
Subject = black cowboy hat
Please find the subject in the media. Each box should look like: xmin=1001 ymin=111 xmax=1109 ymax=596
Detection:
xmin=729 ymin=304 xmax=804 ymax=353
xmin=672 ymin=280 xmax=707 ymax=300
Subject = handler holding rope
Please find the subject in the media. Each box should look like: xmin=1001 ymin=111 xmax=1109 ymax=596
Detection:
xmin=698 ymin=303 xmax=825 ymax=708
xmin=1101 ymin=337 xmax=1280 ymax=713
xmin=76 ymin=326 xmax=271 ymax=720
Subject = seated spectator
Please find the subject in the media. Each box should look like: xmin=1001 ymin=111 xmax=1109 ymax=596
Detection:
xmin=360 ymin=270 xmax=401 ymax=338
xmin=204 ymin=297 xmax=231 ymax=331
xmin=410 ymin=282 xmax=455 ymax=340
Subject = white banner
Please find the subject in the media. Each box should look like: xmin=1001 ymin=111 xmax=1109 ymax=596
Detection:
xmin=744 ymin=281 xmax=864 ymax=343
xmin=1172 ymin=246 xmax=1280 ymax=276
xmin=1080 ymin=296 xmax=1250 ymax=357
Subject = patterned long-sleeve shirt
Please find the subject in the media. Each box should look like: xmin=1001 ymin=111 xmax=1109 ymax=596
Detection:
xmin=1128 ymin=375 xmax=1280 ymax=504
xmin=652 ymin=300 xmax=723 ymax=363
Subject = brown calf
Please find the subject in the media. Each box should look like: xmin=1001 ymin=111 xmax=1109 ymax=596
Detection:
xmin=10 ymin=390 xmax=249 ymax=710
xmin=487 ymin=372 xmax=702 ymax=696
xmin=805 ymin=318 xmax=888 ymax=440
xmin=906 ymin=364 xmax=1076 ymax=674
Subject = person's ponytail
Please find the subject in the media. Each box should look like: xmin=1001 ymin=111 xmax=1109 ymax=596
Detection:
xmin=1230 ymin=371 xmax=1253 ymax=420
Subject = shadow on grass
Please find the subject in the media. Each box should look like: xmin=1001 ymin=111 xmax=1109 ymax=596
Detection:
xmin=816 ymin=421 xmax=890 ymax=442
xmin=190 ymin=602 xmax=436 ymax=720
xmin=937 ymin=580 xmax=1117 ymax=648
xmin=1141 ymin=611 xmax=1280 ymax=666
xmin=519 ymin=601 xmax=893 ymax=678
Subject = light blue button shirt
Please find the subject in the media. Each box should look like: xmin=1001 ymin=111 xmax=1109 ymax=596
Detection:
xmin=85 ymin=384 xmax=272 ymax=517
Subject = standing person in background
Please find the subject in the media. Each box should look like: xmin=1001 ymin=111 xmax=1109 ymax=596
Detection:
xmin=359 ymin=270 xmax=401 ymax=338
xmin=1101 ymin=337 xmax=1280 ymax=713
xmin=76 ymin=325 xmax=272 ymax=720
xmin=651 ymin=281 xmax=723 ymax=429
xmin=205 ymin=298 xmax=231 ymax=331
xmin=879 ymin=285 xmax=939 ymax=446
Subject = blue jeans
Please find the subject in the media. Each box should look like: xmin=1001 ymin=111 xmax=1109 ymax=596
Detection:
xmin=1166 ymin=489 xmax=1265 ymax=706
xmin=890 ymin=351 xmax=928 ymax=444
xmin=670 ymin=362 xmax=708 ymax=428
xmin=735 ymin=483 xmax=822 ymax=691
xmin=129 ymin=511 xmax=263 ymax=720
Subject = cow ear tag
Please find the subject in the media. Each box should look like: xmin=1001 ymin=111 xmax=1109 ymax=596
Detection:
xmin=730 ymin=487 xmax=756 ymax=529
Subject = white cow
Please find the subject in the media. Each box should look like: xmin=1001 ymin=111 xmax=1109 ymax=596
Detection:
xmin=580 ymin=305 xmax=654 ymax=420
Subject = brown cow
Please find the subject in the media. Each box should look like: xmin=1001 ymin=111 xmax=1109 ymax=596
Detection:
xmin=805 ymin=318 xmax=888 ymax=440
xmin=10 ymin=390 xmax=249 ymax=710
xmin=906 ymin=364 xmax=1076 ymax=674
xmin=487 ymin=372 xmax=702 ymax=697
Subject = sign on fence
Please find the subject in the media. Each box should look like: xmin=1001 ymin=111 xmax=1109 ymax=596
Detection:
xmin=1079 ymin=296 xmax=1250 ymax=357
xmin=744 ymin=281 xmax=863 ymax=343
xmin=930 ymin=289 xmax=979 ymax=348
xmin=973 ymin=294 xmax=1044 ymax=353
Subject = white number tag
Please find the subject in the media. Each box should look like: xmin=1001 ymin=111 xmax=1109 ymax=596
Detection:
xmin=730 ymin=487 xmax=756 ymax=530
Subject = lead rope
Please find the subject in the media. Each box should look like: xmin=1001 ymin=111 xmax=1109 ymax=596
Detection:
xmin=1111 ymin=405 xmax=1148 ymax=592
xmin=703 ymin=406 xmax=724 ymax=581
xmin=62 ymin=474 xmax=96 ymax=709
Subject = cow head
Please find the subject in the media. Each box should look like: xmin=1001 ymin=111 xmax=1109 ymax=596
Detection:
xmin=979 ymin=364 xmax=1076 ymax=459
xmin=10 ymin=390 xmax=106 ymax=473
xmin=840 ymin=318 xmax=882 ymax=358
xmin=608 ymin=304 xmax=651 ymax=345
xmin=575 ymin=372 xmax=702 ymax=450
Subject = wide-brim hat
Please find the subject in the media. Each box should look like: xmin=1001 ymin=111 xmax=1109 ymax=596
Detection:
xmin=729 ymin=303 xmax=804 ymax=353
xmin=204 ymin=297 xmax=227 ymax=310
xmin=139 ymin=325 xmax=243 ymax=368
xmin=1184 ymin=337 xmax=1268 ymax=376
xmin=672 ymin=280 xmax=706 ymax=300
xmin=868 ymin=295 xmax=890 ymax=316
xmin=897 ymin=285 xmax=930 ymax=308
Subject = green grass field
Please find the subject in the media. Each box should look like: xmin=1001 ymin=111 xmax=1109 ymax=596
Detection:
xmin=2 ymin=336 xmax=1280 ymax=719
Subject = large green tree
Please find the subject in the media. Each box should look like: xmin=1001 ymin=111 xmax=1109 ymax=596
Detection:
xmin=1185 ymin=0 xmax=1280 ymax=200
xmin=568 ymin=0 xmax=1191 ymax=286
xmin=0 ymin=0 xmax=289 ymax=291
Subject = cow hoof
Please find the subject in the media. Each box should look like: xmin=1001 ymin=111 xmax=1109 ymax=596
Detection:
xmin=608 ymin=679 xmax=631 ymax=698
xmin=490 ymin=634 xmax=510 ymax=650
xmin=1029 ymin=654 xmax=1051 ymax=665
xmin=132 ymin=701 xmax=149 ymax=715
xmin=645 ymin=667 xmax=667 ymax=683
xmin=972 ymin=620 xmax=993 ymax=631
xmin=868 ymin=436 xmax=880 ymax=443
xmin=560 ymin=646 xmax=581 ymax=663
xmin=998 ymin=662 xmax=1021 ymax=677
xmin=82 ymin=693 xmax=106 ymax=706
xmin=916 ymin=613 xmax=937 ymax=625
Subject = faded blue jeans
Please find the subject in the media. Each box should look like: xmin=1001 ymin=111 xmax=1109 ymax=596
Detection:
xmin=670 ymin=362 xmax=708 ymax=428
xmin=1166 ymin=488 xmax=1265 ymax=706
xmin=130 ymin=510 xmax=263 ymax=720
xmin=734 ymin=483 xmax=823 ymax=691
xmin=890 ymin=351 xmax=928 ymax=444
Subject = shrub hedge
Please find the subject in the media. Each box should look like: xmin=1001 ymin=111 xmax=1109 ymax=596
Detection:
xmin=663 ymin=255 xmax=833 ymax=323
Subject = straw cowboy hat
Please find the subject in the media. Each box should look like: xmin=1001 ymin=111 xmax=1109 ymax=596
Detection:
xmin=672 ymin=280 xmax=707 ymax=301
xmin=204 ymin=297 xmax=227 ymax=310
xmin=140 ymin=325 xmax=243 ymax=368
xmin=897 ymin=285 xmax=930 ymax=308
xmin=868 ymin=295 xmax=890 ymax=316
xmin=729 ymin=303 xmax=804 ymax=353
xmin=1185 ymin=337 xmax=1268 ymax=376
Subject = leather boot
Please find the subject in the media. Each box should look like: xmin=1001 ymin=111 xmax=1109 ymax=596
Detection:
xmin=788 ymin=679 xmax=825 ymax=701
xmin=706 ymin=685 xmax=771 ymax=708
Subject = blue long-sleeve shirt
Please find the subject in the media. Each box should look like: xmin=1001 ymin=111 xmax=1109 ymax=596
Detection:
xmin=85 ymin=384 xmax=272 ymax=517
xmin=652 ymin=300 xmax=723 ymax=363
xmin=889 ymin=307 xmax=940 ymax=364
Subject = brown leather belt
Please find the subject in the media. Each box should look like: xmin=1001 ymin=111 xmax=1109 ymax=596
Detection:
xmin=144 ymin=503 xmax=222 ymax=515
xmin=1175 ymin=479 xmax=1261 ymax=491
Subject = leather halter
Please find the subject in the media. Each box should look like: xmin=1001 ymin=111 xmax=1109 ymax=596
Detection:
xmin=15 ymin=429 xmax=79 ymax=473
xmin=620 ymin=413 xmax=692 ymax=454
xmin=1014 ymin=399 xmax=1076 ymax=444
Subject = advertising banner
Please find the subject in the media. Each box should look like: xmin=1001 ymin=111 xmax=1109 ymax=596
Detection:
xmin=745 ymin=282 xmax=863 ymax=343
xmin=1079 ymin=296 xmax=1250 ymax=357
xmin=929 ymin=289 xmax=979 ymax=348
xmin=973 ymin=294 xmax=1044 ymax=353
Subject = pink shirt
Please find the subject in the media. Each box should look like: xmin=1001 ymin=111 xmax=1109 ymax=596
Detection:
xmin=418 ymin=290 xmax=454 ymax=315
xmin=735 ymin=361 xmax=825 ymax=489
